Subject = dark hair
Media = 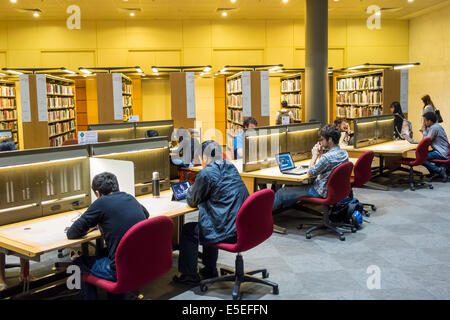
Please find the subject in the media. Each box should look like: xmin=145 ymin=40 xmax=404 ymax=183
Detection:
xmin=0 ymin=140 xmax=17 ymax=151
xmin=281 ymin=100 xmax=288 ymax=108
xmin=421 ymin=94 xmax=435 ymax=109
xmin=334 ymin=119 xmax=346 ymax=127
xmin=201 ymin=140 xmax=221 ymax=162
xmin=243 ymin=117 xmax=258 ymax=128
xmin=423 ymin=111 xmax=437 ymax=123
xmin=319 ymin=124 xmax=341 ymax=145
xmin=145 ymin=130 xmax=159 ymax=138
xmin=92 ymin=172 xmax=119 ymax=195
xmin=390 ymin=101 xmax=404 ymax=117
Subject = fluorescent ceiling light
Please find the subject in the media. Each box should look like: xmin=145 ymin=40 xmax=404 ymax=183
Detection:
xmin=269 ymin=66 xmax=282 ymax=72
xmin=63 ymin=69 xmax=76 ymax=74
xmin=136 ymin=67 xmax=144 ymax=73
xmin=394 ymin=64 xmax=416 ymax=70
xmin=0 ymin=73 xmax=6 ymax=76
xmin=220 ymin=67 xmax=228 ymax=73
xmin=203 ymin=66 xmax=211 ymax=73
xmin=5 ymin=69 xmax=23 ymax=75
xmin=347 ymin=65 xmax=366 ymax=70
xmin=152 ymin=67 xmax=158 ymax=73
xmin=79 ymin=68 xmax=92 ymax=74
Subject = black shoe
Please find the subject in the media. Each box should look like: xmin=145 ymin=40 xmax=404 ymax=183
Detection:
xmin=199 ymin=267 xmax=218 ymax=280
xmin=172 ymin=273 xmax=201 ymax=285
xmin=440 ymin=167 xmax=448 ymax=183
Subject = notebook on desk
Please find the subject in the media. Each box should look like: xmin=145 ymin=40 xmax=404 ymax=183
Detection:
xmin=275 ymin=152 xmax=309 ymax=176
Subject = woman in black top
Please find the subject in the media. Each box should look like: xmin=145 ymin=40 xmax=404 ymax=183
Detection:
xmin=390 ymin=101 xmax=404 ymax=139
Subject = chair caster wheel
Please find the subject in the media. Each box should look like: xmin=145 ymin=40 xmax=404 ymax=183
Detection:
xmin=200 ymin=284 xmax=208 ymax=292
xmin=429 ymin=185 xmax=434 ymax=189
xmin=351 ymin=227 xmax=357 ymax=233
xmin=371 ymin=205 xmax=376 ymax=211
xmin=262 ymin=271 xmax=269 ymax=279
xmin=306 ymin=233 xmax=312 ymax=240
xmin=339 ymin=235 xmax=345 ymax=241
xmin=273 ymin=286 xmax=279 ymax=295
xmin=297 ymin=224 xmax=303 ymax=230
xmin=365 ymin=212 xmax=371 ymax=217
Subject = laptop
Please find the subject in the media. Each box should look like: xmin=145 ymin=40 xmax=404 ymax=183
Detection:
xmin=275 ymin=152 xmax=309 ymax=175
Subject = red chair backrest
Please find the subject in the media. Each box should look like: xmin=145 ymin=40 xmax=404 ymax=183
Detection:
xmin=325 ymin=161 xmax=354 ymax=204
xmin=62 ymin=139 xmax=78 ymax=146
xmin=232 ymin=189 xmax=274 ymax=253
xmin=352 ymin=151 xmax=375 ymax=188
xmin=114 ymin=216 xmax=173 ymax=293
xmin=415 ymin=137 xmax=432 ymax=165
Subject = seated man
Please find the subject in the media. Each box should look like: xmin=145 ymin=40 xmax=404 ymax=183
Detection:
xmin=173 ymin=140 xmax=249 ymax=285
xmin=275 ymin=101 xmax=296 ymax=125
xmin=66 ymin=172 xmax=149 ymax=300
xmin=234 ymin=117 xmax=257 ymax=159
xmin=334 ymin=118 xmax=352 ymax=147
xmin=273 ymin=124 xmax=349 ymax=210
xmin=422 ymin=111 xmax=449 ymax=182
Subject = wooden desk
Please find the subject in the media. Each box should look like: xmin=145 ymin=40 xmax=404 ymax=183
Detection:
xmin=342 ymin=140 xmax=417 ymax=157
xmin=0 ymin=191 xmax=196 ymax=261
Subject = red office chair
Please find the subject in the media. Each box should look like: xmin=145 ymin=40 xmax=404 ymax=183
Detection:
xmin=351 ymin=151 xmax=376 ymax=217
xmin=81 ymin=216 xmax=173 ymax=297
xmin=62 ymin=139 xmax=78 ymax=146
xmin=398 ymin=137 xmax=433 ymax=191
xmin=298 ymin=162 xmax=354 ymax=241
xmin=430 ymin=145 xmax=450 ymax=180
xmin=199 ymin=189 xmax=279 ymax=300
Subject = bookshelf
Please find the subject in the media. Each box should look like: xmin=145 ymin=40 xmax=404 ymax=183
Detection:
xmin=333 ymin=69 xmax=400 ymax=121
xmin=0 ymin=80 xmax=19 ymax=147
xmin=280 ymin=73 xmax=305 ymax=122
xmin=122 ymin=74 xmax=133 ymax=120
xmin=46 ymin=76 xmax=77 ymax=146
xmin=225 ymin=71 xmax=270 ymax=159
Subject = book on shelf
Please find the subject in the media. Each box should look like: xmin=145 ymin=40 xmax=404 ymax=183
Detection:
xmin=336 ymin=106 xmax=383 ymax=119
xmin=47 ymin=83 xmax=74 ymax=95
xmin=48 ymin=109 xmax=76 ymax=122
xmin=122 ymin=82 xmax=132 ymax=95
xmin=227 ymin=94 xmax=242 ymax=108
xmin=281 ymin=78 xmax=301 ymax=92
xmin=0 ymin=97 xmax=17 ymax=108
xmin=336 ymin=91 xmax=382 ymax=105
xmin=227 ymin=109 xmax=243 ymax=124
xmin=0 ymin=110 xmax=17 ymax=121
xmin=226 ymin=78 xmax=242 ymax=93
xmin=48 ymin=120 xmax=76 ymax=137
xmin=47 ymin=96 xmax=75 ymax=109
xmin=281 ymin=93 xmax=301 ymax=106
xmin=336 ymin=75 xmax=383 ymax=91
xmin=0 ymin=86 xmax=16 ymax=97
xmin=50 ymin=131 xmax=76 ymax=147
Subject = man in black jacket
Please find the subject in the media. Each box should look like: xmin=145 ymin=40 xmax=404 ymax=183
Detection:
xmin=173 ymin=141 xmax=249 ymax=285
xmin=66 ymin=172 xmax=149 ymax=299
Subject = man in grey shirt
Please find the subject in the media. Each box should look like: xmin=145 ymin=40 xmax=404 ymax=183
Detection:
xmin=273 ymin=124 xmax=349 ymax=210
xmin=422 ymin=112 xmax=449 ymax=182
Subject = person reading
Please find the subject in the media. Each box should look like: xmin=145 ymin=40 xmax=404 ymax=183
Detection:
xmin=173 ymin=140 xmax=249 ymax=285
xmin=273 ymin=124 xmax=349 ymax=210
xmin=66 ymin=172 xmax=149 ymax=299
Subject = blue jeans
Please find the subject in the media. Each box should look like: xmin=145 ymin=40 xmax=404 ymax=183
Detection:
xmin=423 ymin=151 xmax=446 ymax=174
xmin=273 ymin=185 xmax=321 ymax=210
xmin=73 ymin=255 xmax=123 ymax=300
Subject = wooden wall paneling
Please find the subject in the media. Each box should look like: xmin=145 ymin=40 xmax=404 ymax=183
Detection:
xmin=214 ymin=77 xmax=226 ymax=145
xmin=383 ymin=69 xmax=401 ymax=115
xmin=250 ymin=71 xmax=269 ymax=127
xmin=170 ymin=72 xmax=195 ymax=129
xmin=96 ymin=73 xmax=119 ymax=124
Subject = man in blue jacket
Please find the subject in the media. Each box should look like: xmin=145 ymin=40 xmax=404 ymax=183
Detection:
xmin=173 ymin=140 xmax=249 ymax=285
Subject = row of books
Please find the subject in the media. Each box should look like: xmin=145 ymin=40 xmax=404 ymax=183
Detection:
xmin=336 ymin=91 xmax=383 ymax=105
xmin=47 ymin=83 xmax=74 ymax=96
xmin=336 ymin=75 xmax=383 ymax=91
xmin=227 ymin=123 xmax=244 ymax=138
xmin=123 ymin=107 xmax=133 ymax=117
xmin=0 ymin=121 xmax=17 ymax=131
xmin=227 ymin=78 xmax=242 ymax=93
xmin=50 ymin=132 xmax=76 ymax=147
xmin=290 ymin=108 xmax=302 ymax=121
xmin=48 ymin=120 xmax=76 ymax=137
xmin=47 ymin=97 xmax=75 ymax=109
xmin=281 ymin=78 xmax=301 ymax=92
xmin=336 ymin=106 xmax=383 ymax=118
xmin=0 ymin=110 xmax=17 ymax=121
xmin=281 ymin=93 xmax=301 ymax=106
xmin=122 ymin=83 xmax=132 ymax=95
xmin=48 ymin=109 xmax=76 ymax=122
xmin=227 ymin=94 xmax=242 ymax=108
xmin=1 ymin=98 xmax=16 ymax=108
xmin=227 ymin=109 xmax=243 ymax=124
xmin=123 ymin=95 xmax=132 ymax=107
xmin=0 ymin=86 xmax=16 ymax=97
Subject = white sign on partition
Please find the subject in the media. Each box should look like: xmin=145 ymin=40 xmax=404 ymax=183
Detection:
xmin=19 ymin=74 xmax=31 ymax=122
xmin=186 ymin=72 xmax=196 ymax=118
xmin=36 ymin=74 xmax=48 ymax=122
xmin=400 ymin=70 xmax=409 ymax=113
xmin=281 ymin=116 xmax=290 ymax=125
xmin=112 ymin=73 xmax=124 ymax=120
xmin=128 ymin=115 xmax=139 ymax=122
xmin=89 ymin=158 xmax=135 ymax=203
xmin=242 ymin=71 xmax=251 ymax=117
xmin=78 ymin=131 xmax=98 ymax=144
xmin=260 ymin=71 xmax=270 ymax=116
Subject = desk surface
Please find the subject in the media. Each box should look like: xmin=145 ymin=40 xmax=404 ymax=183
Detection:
xmin=0 ymin=191 xmax=196 ymax=258
xmin=342 ymin=140 xmax=417 ymax=156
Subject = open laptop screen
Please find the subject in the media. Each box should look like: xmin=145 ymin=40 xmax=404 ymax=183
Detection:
xmin=275 ymin=152 xmax=295 ymax=171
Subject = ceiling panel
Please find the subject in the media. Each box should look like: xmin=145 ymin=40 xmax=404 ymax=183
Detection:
xmin=0 ymin=0 xmax=447 ymax=20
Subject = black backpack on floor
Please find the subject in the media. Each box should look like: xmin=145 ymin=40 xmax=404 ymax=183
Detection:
xmin=330 ymin=197 xmax=364 ymax=228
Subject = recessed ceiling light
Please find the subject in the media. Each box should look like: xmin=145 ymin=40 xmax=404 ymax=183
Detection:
xmin=10 ymin=0 xmax=17 ymax=3
xmin=130 ymin=12 xmax=135 ymax=17
xmin=282 ymin=0 xmax=289 ymax=3
xmin=408 ymin=0 xmax=414 ymax=2
xmin=33 ymin=11 xmax=39 ymax=17
xmin=230 ymin=0 xmax=237 ymax=3
xmin=222 ymin=11 xmax=228 ymax=17
xmin=333 ymin=0 xmax=340 ymax=2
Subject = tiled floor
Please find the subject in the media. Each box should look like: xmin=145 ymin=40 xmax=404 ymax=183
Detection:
xmin=3 ymin=173 xmax=450 ymax=300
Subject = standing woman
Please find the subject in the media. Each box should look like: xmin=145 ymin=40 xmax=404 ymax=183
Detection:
xmin=390 ymin=101 xmax=405 ymax=139
xmin=421 ymin=95 xmax=436 ymax=132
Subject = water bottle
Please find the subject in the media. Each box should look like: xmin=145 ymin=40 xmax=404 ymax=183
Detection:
xmin=152 ymin=171 xmax=160 ymax=198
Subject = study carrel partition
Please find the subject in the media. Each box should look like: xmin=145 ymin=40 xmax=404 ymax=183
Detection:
xmin=242 ymin=122 xmax=321 ymax=172
xmin=353 ymin=115 xmax=395 ymax=149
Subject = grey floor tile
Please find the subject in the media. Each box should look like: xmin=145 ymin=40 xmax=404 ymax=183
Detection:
xmin=399 ymin=234 xmax=450 ymax=249
xmin=296 ymin=270 xmax=366 ymax=294
xmin=348 ymin=267 xmax=425 ymax=291
xmin=284 ymin=253 xmax=344 ymax=273
xmin=369 ymin=288 xmax=437 ymax=300
xmin=376 ymin=248 xmax=442 ymax=267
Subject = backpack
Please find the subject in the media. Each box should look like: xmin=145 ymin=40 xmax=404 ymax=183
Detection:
xmin=395 ymin=115 xmax=413 ymax=142
xmin=329 ymin=197 xmax=364 ymax=229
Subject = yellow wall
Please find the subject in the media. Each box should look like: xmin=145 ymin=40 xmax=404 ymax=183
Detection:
xmin=409 ymin=4 xmax=450 ymax=137
xmin=0 ymin=18 xmax=409 ymax=136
